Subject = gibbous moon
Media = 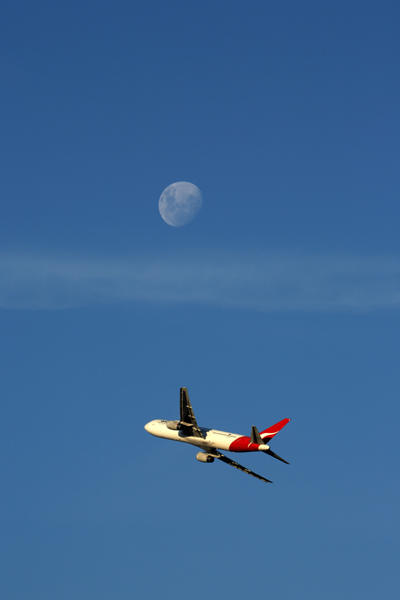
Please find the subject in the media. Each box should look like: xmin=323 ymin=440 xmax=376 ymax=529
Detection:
xmin=159 ymin=181 xmax=203 ymax=227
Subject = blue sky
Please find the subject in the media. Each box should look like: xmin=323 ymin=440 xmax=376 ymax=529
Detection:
xmin=1 ymin=2 xmax=400 ymax=598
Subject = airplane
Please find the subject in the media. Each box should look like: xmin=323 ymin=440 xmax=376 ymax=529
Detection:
xmin=145 ymin=387 xmax=290 ymax=483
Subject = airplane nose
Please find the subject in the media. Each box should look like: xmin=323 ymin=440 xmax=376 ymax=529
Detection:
xmin=144 ymin=421 xmax=154 ymax=433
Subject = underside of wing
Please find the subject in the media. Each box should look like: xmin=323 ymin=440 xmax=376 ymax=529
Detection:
xmin=211 ymin=451 xmax=272 ymax=483
xmin=180 ymin=387 xmax=204 ymax=439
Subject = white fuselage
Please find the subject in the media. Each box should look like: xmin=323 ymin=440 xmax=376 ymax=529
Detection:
xmin=144 ymin=419 xmax=243 ymax=452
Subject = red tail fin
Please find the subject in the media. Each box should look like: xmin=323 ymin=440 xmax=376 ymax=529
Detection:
xmin=261 ymin=418 xmax=290 ymax=442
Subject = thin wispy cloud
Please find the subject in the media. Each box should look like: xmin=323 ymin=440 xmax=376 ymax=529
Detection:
xmin=1 ymin=252 xmax=400 ymax=312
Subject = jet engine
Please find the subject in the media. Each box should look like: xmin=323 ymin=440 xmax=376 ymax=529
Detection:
xmin=166 ymin=420 xmax=182 ymax=430
xmin=196 ymin=452 xmax=215 ymax=463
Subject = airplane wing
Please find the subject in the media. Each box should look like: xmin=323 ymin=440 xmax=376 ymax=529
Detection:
xmin=180 ymin=387 xmax=204 ymax=439
xmin=211 ymin=451 xmax=272 ymax=484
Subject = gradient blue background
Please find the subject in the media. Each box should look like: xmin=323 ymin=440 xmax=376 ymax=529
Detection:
xmin=1 ymin=2 xmax=399 ymax=598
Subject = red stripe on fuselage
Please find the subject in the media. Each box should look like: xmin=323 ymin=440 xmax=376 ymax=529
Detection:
xmin=229 ymin=436 xmax=259 ymax=452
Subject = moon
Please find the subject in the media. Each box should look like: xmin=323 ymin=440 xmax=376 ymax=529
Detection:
xmin=159 ymin=182 xmax=203 ymax=227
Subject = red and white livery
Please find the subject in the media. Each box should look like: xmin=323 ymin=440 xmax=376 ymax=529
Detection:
xmin=145 ymin=387 xmax=290 ymax=483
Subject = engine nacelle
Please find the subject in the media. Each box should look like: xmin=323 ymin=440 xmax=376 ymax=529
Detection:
xmin=166 ymin=420 xmax=182 ymax=431
xmin=196 ymin=452 xmax=215 ymax=463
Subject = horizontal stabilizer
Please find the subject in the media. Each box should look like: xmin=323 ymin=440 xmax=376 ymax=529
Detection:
xmin=250 ymin=425 xmax=263 ymax=445
xmin=263 ymin=448 xmax=290 ymax=465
